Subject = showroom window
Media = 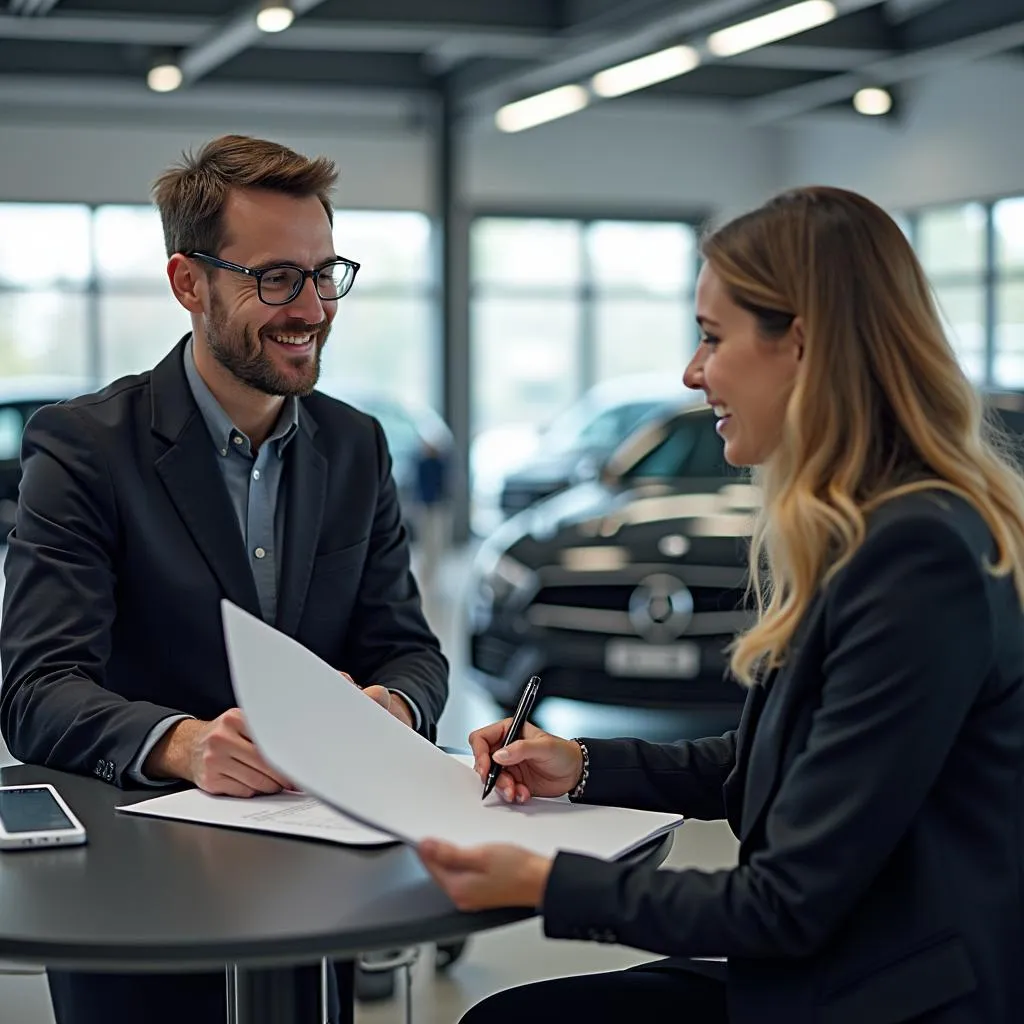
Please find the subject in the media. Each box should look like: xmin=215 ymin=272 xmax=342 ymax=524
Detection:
xmin=901 ymin=196 xmax=1024 ymax=390
xmin=94 ymin=204 xmax=191 ymax=379
xmin=0 ymin=203 xmax=437 ymax=411
xmin=915 ymin=202 xmax=988 ymax=383
xmin=469 ymin=216 xmax=698 ymax=437
xmin=0 ymin=203 xmax=93 ymax=381
xmin=993 ymin=198 xmax=1024 ymax=389
xmin=322 ymin=210 xmax=438 ymax=411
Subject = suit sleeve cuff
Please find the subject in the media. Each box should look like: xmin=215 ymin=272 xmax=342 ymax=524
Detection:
xmin=541 ymin=850 xmax=631 ymax=945
xmin=388 ymin=689 xmax=422 ymax=732
xmin=127 ymin=714 xmax=194 ymax=785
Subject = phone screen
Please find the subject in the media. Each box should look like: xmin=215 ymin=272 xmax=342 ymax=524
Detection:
xmin=0 ymin=787 xmax=75 ymax=833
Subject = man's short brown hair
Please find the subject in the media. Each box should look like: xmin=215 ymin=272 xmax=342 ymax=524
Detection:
xmin=152 ymin=134 xmax=338 ymax=257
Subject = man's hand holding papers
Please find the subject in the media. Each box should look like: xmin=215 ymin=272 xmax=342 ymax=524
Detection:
xmin=145 ymin=707 xmax=297 ymax=797
xmin=339 ymin=670 xmax=416 ymax=731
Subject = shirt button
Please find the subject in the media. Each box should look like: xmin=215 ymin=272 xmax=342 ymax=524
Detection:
xmin=253 ymin=469 xmax=261 ymax=481
xmin=232 ymin=436 xmax=244 ymax=446
xmin=254 ymin=547 xmax=266 ymax=559
xmin=220 ymin=448 xmax=228 ymax=457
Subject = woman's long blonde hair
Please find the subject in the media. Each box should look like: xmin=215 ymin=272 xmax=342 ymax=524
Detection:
xmin=705 ymin=186 xmax=1024 ymax=685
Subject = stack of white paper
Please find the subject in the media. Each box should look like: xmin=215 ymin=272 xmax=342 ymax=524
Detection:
xmin=120 ymin=787 xmax=396 ymax=846
xmin=125 ymin=602 xmax=683 ymax=862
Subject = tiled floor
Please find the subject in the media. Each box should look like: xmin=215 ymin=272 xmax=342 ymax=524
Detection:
xmin=0 ymin=544 xmax=741 ymax=1024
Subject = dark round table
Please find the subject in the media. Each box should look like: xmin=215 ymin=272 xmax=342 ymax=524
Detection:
xmin=0 ymin=764 xmax=673 ymax=1024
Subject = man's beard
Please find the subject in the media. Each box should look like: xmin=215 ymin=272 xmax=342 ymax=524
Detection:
xmin=205 ymin=289 xmax=328 ymax=397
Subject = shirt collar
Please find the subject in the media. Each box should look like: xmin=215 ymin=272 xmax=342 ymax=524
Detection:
xmin=183 ymin=336 xmax=299 ymax=457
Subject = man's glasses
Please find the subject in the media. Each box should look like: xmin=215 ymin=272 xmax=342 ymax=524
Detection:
xmin=187 ymin=252 xmax=360 ymax=306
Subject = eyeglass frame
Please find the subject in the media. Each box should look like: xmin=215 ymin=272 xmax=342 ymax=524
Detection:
xmin=186 ymin=251 xmax=361 ymax=305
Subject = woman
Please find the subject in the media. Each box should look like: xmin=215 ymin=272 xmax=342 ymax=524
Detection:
xmin=417 ymin=187 xmax=1024 ymax=1024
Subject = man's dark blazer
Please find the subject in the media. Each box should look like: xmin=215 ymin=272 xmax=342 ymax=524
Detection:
xmin=1 ymin=336 xmax=448 ymax=779
xmin=543 ymin=491 xmax=1024 ymax=1024
xmin=0 ymin=336 xmax=448 ymax=1024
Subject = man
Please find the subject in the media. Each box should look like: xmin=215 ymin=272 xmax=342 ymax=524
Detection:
xmin=0 ymin=134 xmax=448 ymax=1024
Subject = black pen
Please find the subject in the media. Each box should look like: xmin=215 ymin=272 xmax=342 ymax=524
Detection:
xmin=482 ymin=675 xmax=541 ymax=800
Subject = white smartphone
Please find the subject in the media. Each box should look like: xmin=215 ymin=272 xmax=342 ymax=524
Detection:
xmin=0 ymin=783 xmax=87 ymax=850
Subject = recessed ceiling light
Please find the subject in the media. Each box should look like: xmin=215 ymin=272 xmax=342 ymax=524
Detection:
xmin=495 ymin=85 xmax=589 ymax=133
xmin=707 ymin=0 xmax=837 ymax=58
xmin=147 ymin=63 xmax=183 ymax=93
xmin=853 ymin=86 xmax=893 ymax=116
xmin=591 ymin=45 xmax=701 ymax=98
xmin=256 ymin=2 xmax=295 ymax=33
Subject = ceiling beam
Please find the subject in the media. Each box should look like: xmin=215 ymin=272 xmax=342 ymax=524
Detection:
xmin=0 ymin=7 xmax=887 ymax=75
xmin=884 ymin=0 xmax=950 ymax=23
xmin=0 ymin=13 xmax=208 ymax=45
xmin=456 ymin=0 xmax=763 ymax=112
xmin=0 ymin=12 xmax=552 ymax=59
xmin=179 ymin=0 xmax=331 ymax=86
xmin=564 ymin=0 xmax=691 ymax=35
xmin=0 ymin=73 xmax=425 ymax=124
xmin=279 ymin=22 xmax=552 ymax=58
xmin=456 ymin=0 xmax=885 ymax=114
xmin=742 ymin=15 xmax=1024 ymax=122
xmin=727 ymin=44 xmax=896 ymax=71
xmin=8 ymin=0 xmax=61 ymax=14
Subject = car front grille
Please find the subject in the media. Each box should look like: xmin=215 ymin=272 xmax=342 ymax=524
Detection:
xmin=526 ymin=576 xmax=751 ymax=638
xmin=532 ymin=582 xmax=746 ymax=615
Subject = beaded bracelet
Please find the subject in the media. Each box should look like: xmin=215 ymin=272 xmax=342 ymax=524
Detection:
xmin=568 ymin=739 xmax=590 ymax=801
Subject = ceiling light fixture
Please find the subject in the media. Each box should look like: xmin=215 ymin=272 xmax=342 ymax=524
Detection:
xmin=147 ymin=61 xmax=183 ymax=93
xmin=853 ymin=86 xmax=893 ymax=116
xmin=707 ymin=0 xmax=837 ymax=58
xmin=591 ymin=45 xmax=701 ymax=98
xmin=495 ymin=84 xmax=590 ymax=133
xmin=256 ymin=1 xmax=295 ymax=34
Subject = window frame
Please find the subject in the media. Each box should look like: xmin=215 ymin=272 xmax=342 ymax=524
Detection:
xmin=0 ymin=201 xmax=439 ymax=408
xmin=468 ymin=208 xmax=706 ymax=438
xmin=897 ymin=196 xmax=1024 ymax=389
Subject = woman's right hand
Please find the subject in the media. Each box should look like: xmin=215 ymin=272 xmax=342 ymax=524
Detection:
xmin=468 ymin=719 xmax=584 ymax=803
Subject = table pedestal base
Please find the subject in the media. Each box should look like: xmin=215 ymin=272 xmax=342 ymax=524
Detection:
xmin=227 ymin=960 xmax=354 ymax=1024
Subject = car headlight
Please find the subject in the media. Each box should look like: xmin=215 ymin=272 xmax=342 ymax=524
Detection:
xmin=472 ymin=545 xmax=537 ymax=607
xmin=486 ymin=554 xmax=537 ymax=604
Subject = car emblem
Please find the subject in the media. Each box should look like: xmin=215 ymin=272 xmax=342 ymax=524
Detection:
xmin=658 ymin=534 xmax=690 ymax=558
xmin=628 ymin=573 xmax=694 ymax=641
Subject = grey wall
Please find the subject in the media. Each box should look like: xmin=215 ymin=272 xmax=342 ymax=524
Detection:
xmin=0 ymin=119 xmax=433 ymax=209
xmin=0 ymin=101 xmax=783 ymax=219
xmin=3 ymin=58 xmax=1024 ymax=222
xmin=463 ymin=103 xmax=784 ymax=220
xmin=782 ymin=57 xmax=1024 ymax=209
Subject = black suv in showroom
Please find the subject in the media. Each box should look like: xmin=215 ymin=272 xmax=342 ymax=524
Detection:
xmin=467 ymin=400 xmax=755 ymax=711
xmin=467 ymin=389 xmax=1024 ymax=713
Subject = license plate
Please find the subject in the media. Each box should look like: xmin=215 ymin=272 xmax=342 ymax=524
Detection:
xmin=604 ymin=640 xmax=700 ymax=678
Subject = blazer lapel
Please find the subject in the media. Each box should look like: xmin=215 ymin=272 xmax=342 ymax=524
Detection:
xmin=151 ymin=337 xmax=262 ymax=618
xmin=724 ymin=677 xmax=772 ymax=834
xmin=739 ymin=591 xmax=827 ymax=842
xmin=275 ymin=405 xmax=327 ymax=636
xmin=732 ymin=673 xmax=773 ymax=775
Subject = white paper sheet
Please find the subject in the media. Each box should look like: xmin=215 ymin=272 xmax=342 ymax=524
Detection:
xmin=119 ymin=788 xmax=396 ymax=847
xmin=218 ymin=601 xmax=682 ymax=861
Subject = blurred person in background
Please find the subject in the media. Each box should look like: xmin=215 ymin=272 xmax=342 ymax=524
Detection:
xmin=413 ymin=437 xmax=452 ymax=591
xmin=419 ymin=186 xmax=1024 ymax=1024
